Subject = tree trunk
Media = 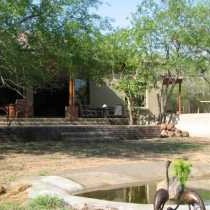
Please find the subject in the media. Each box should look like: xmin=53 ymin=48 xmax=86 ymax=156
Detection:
xmin=157 ymin=81 xmax=176 ymax=123
xmin=126 ymin=96 xmax=134 ymax=125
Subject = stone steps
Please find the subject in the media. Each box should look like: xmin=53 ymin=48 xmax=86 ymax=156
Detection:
xmin=0 ymin=117 xmax=128 ymax=126
xmin=0 ymin=129 xmax=11 ymax=141
xmin=0 ymin=125 xmax=160 ymax=141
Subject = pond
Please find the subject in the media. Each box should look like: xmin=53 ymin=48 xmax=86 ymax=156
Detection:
xmin=78 ymin=183 xmax=210 ymax=205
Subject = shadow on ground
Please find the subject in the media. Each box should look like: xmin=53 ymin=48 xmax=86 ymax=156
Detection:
xmin=0 ymin=138 xmax=205 ymax=159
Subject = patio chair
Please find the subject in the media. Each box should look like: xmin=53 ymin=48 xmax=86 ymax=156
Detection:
xmin=15 ymin=99 xmax=29 ymax=117
xmin=79 ymin=105 xmax=97 ymax=118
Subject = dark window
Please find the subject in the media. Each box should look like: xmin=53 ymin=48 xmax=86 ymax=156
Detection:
xmin=75 ymin=79 xmax=89 ymax=105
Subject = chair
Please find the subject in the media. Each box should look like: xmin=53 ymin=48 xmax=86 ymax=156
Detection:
xmin=15 ymin=99 xmax=28 ymax=117
xmin=114 ymin=105 xmax=123 ymax=117
xmin=79 ymin=105 xmax=97 ymax=118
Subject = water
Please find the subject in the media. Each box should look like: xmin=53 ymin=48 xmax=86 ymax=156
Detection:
xmin=78 ymin=183 xmax=210 ymax=205
xmin=78 ymin=183 xmax=157 ymax=204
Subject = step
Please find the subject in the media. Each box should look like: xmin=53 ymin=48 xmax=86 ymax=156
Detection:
xmin=61 ymin=131 xmax=142 ymax=135
xmin=62 ymin=136 xmax=121 ymax=141
xmin=0 ymin=117 xmax=128 ymax=126
xmin=0 ymin=125 xmax=161 ymax=141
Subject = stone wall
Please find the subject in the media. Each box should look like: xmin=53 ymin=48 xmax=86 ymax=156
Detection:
xmin=176 ymin=113 xmax=210 ymax=137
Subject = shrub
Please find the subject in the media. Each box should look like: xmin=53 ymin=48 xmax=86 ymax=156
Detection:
xmin=0 ymin=195 xmax=70 ymax=210
xmin=171 ymin=159 xmax=192 ymax=188
xmin=28 ymin=195 xmax=68 ymax=210
xmin=0 ymin=203 xmax=25 ymax=210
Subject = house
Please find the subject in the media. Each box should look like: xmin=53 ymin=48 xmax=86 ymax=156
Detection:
xmin=0 ymin=75 xmax=182 ymax=121
xmin=0 ymin=79 xmax=125 ymax=118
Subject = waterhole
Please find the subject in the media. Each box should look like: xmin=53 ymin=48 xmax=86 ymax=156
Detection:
xmin=78 ymin=183 xmax=210 ymax=205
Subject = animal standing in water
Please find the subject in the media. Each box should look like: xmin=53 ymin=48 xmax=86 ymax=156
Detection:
xmin=153 ymin=160 xmax=171 ymax=210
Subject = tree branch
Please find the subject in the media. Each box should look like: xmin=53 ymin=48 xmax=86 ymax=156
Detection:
xmin=19 ymin=14 xmax=39 ymax=24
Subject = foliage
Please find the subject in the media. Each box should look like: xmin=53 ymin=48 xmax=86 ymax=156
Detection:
xmin=0 ymin=195 xmax=70 ymax=210
xmin=101 ymin=28 xmax=156 ymax=124
xmin=28 ymin=195 xmax=68 ymax=210
xmin=0 ymin=203 xmax=24 ymax=210
xmin=171 ymin=159 xmax=192 ymax=187
xmin=128 ymin=0 xmax=210 ymax=120
xmin=0 ymin=0 xmax=108 ymax=95
xmin=2 ymin=0 xmax=210 ymax=118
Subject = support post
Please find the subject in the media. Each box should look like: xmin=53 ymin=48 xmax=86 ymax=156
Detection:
xmin=68 ymin=79 xmax=77 ymax=120
xmin=26 ymin=87 xmax=34 ymax=117
xmin=178 ymin=81 xmax=182 ymax=114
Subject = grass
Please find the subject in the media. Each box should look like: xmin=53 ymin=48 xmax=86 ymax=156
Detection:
xmin=38 ymin=170 xmax=49 ymax=176
xmin=28 ymin=195 xmax=69 ymax=210
xmin=7 ymin=175 xmax=17 ymax=182
xmin=0 ymin=195 xmax=71 ymax=210
xmin=0 ymin=137 xmax=203 ymax=157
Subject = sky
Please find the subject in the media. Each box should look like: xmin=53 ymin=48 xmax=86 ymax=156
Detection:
xmin=97 ymin=0 xmax=140 ymax=28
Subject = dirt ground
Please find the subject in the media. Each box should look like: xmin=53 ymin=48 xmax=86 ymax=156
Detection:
xmin=0 ymin=136 xmax=210 ymax=204
xmin=1 ymin=137 xmax=210 ymax=187
xmin=0 ymin=137 xmax=209 ymax=207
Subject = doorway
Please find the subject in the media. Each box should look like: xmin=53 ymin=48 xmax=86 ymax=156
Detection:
xmin=33 ymin=83 xmax=69 ymax=117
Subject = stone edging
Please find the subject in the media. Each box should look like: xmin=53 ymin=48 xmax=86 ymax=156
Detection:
xmin=28 ymin=176 xmax=210 ymax=210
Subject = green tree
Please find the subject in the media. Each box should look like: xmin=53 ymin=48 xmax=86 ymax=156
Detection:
xmin=100 ymin=29 xmax=155 ymax=124
xmin=172 ymin=159 xmax=192 ymax=188
xmin=0 ymin=0 xmax=107 ymax=96
xmin=130 ymin=0 xmax=210 ymax=121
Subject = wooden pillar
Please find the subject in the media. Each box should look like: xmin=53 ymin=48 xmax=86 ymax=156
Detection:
xmin=26 ymin=87 xmax=34 ymax=117
xmin=68 ymin=79 xmax=77 ymax=119
xmin=69 ymin=79 xmax=75 ymax=107
xmin=178 ymin=81 xmax=182 ymax=114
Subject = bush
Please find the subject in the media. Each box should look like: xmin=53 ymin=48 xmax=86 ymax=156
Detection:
xmin=0 ymin=195 xmax=70 ymax=210
xmin=0 ymin=203 xmax=25 ymax=210
xmin=28 ymin=195 xmax=68 ymax=210
xmin=171 ymin=159 xmax=192 ymax=188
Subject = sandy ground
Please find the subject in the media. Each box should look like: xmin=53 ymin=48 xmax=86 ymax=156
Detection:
xmin=0 ymin=137 xmax=210 ymax=203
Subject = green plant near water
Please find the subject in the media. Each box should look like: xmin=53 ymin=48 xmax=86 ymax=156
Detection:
xmin=0 ymin=203 xmax=24 ymax=210
xmin=28 ymin=195 xmax=68 ymax=210
xmin=171 ymin=159 xmax=192 ymax=187
xmin=0 ymin=195 xmax=70 ymax=210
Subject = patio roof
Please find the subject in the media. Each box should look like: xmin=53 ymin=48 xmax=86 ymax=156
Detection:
xmin=162 ymin=75 xmax=183 ymax=85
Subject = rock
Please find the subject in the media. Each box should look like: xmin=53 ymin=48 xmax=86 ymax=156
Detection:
xmin=168 ymin=131 xmax=175 ymax=137
xmin=175 ymin=129 xmax=182 ymax=137
xmin=29 ymin=176 xmax=84 ymax=199
xmin=182 ymin=131 xmax=189 ymax=137
xmin=6 ymin=184 xmax=32 ymax=197
xmin=81 ymin=203 xmax=89 ymax=210
xmin=0 ymin=186 xmax=6 ymax=195
xmin=170 ymin=127 xmax=176 ymax=132
xmin=160 ymin=123 xmax=167 ymax=130
xmin=160 ymin=130 xmax=168 ymax=138
xmin=167 ymin=123 xmax=175 ymax=131
xmin=17 ymin=184 xmax=32 ymax=193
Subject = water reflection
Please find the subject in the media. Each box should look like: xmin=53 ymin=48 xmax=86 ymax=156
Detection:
xmin=79 ymin=184 xmax=210 ymax=205
xmin=78 ymin=184 xmax=156 ymax=204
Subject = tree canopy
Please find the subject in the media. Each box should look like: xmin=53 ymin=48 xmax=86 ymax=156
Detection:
xmin=1 ymin=0 xmax=210 ymax=121
xmin=0 ymin=0 xmax=109 ymax=93
xmin=99 ymin=0 xmax=210 ymax=123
